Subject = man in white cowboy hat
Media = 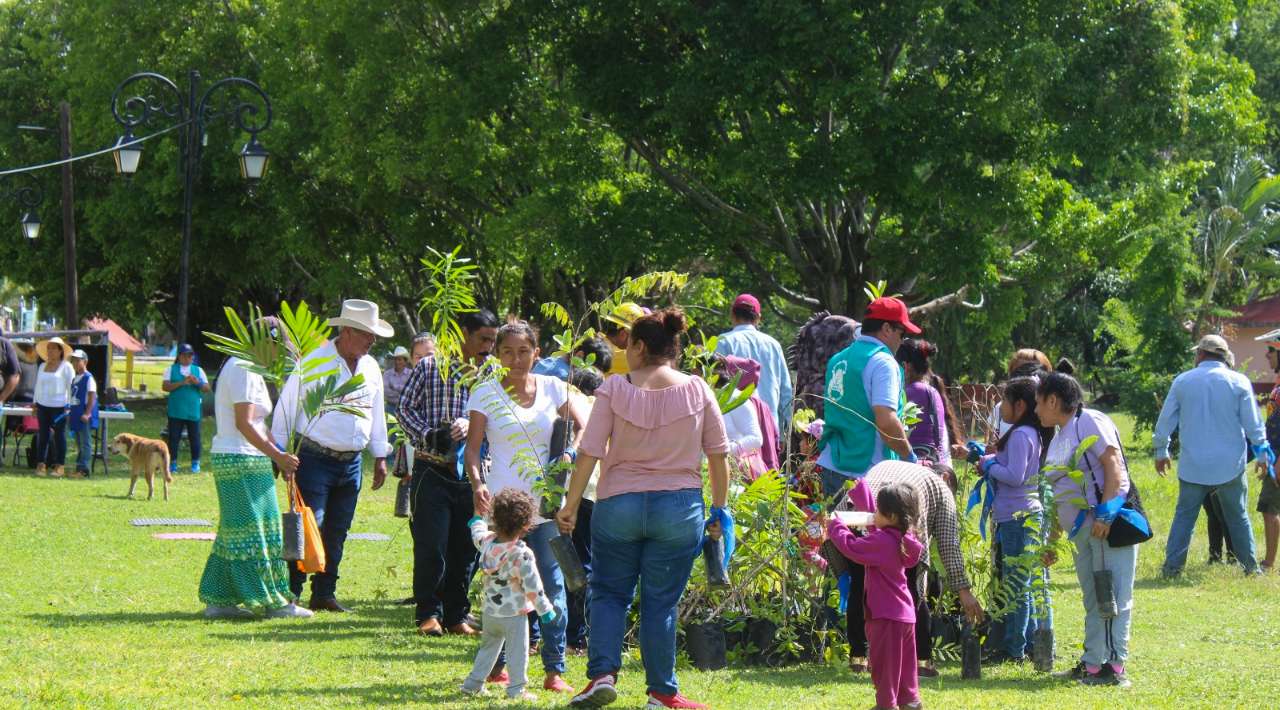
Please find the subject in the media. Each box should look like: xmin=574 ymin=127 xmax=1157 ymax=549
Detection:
xmin=1254 ymin=327 xmax=1280 ymax=571
xmin=271 ymin=299 xmax=394 ymax=612
xmin=1154 ymin=333 xmax=1272 ymax=577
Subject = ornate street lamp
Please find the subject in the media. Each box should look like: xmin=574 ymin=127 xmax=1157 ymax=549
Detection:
xmin=109 ymin=70 xmax=272 ymax=341
xmin=1 ymin=173 xmax=43 ymax=240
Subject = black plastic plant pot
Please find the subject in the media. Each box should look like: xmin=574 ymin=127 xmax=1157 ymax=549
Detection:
xmin=961 ymin=624 xmax=982 ymax=680
xmin=1032 ymin=626 xmax=1055 ymax=672
xmin=685 ymin=620 xmax=728 ymax=670
xmin=1093 ymin=569 xmax=1118 ymax=619
xmin=550 ymin=534 xmax=588 ymax=593
xmin=394 ymin=478 xmax=412 ymax=518
xmin=281 ymin=511 xmax=304 ymax=561
xmin=746 ymin=618 xmax=781 ymax=666
xmin=703 ymin=537 xmax=730 ymax=588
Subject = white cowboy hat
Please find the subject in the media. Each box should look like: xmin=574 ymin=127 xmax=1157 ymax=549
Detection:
xmin=390 ymin=346 xmax=410 ymax=360
xmin=327 ymin=299 xmax=394 ymax=338
xmin=36 ymin=336 xmax=72 ymax=361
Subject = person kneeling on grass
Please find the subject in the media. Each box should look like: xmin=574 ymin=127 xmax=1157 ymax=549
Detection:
xmin=462 ymin=489 xmax=557 ymax=702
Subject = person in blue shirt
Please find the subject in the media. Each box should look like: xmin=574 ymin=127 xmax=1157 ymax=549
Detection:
xmin=531 ymin=337 xmax=613 ymax=382
xmin=164 ymin=343 xmax=211 ymax=474
xmin=67 ymin=349 xmax=99 ymax=478
xmin=815 ymin=297 xmax=920 ymax=497
xmin=715 ymin=294 xmax=794 ymax=434
xmin=1154 ymin=334 xmax=1272 ymax=577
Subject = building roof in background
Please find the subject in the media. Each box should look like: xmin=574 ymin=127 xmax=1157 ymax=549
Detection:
xmin=1229 ymin=294 xmax=1280 ymax=326
xmin=84 ymin=317 xmax=145 ymax=353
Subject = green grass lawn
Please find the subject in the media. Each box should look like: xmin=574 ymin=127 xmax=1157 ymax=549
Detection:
xmin=1 ymin=408 xmax=1277 ymax=708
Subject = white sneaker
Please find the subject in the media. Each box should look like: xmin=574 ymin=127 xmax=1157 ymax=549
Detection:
xmin=203 ymin=605 xmax=255 ymax=620
xmin=266 ymin=603 xmax=315 ymax=619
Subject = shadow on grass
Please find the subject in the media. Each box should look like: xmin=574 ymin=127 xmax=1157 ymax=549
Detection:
xmin=27 ymin=610 xmax=209 ymax=626
xmin=714 ymin=662 xmax=1067 ymax=691
xmin=233 ymin=679 xmax=544 ymax=707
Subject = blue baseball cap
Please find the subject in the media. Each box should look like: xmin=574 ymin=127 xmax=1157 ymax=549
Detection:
xmin=177 ymin=343 xmax=195 ymax=355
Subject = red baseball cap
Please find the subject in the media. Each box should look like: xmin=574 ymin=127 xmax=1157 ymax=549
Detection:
xmin=865 ymin=297 xmax=922 ymax=334
xmin=733 ymin=294 xmax=761 ymax=316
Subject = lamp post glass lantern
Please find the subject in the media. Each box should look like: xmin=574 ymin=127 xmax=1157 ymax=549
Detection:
xmin=112 ymin=130 xmax=142 ymax=175
xmin=108 ymin=70 xmax=272 ymax=341
xmin=20 ymin=211 xmax=40 ymax=240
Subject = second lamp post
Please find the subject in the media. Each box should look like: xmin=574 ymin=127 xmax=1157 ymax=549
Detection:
xmin=110 ymin=69 xmax=272 ymax=343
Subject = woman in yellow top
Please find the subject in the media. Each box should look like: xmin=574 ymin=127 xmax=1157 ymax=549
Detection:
xmin=602 ymin=303 xmax=647 ymax=376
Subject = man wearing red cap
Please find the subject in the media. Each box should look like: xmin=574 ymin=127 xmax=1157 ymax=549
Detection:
xmin=715 ymin=294 xmax=793 ymax=433
xmin=815 ymin=297 xmax=921 ymax=496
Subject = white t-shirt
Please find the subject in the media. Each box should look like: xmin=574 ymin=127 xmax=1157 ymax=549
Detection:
xmin=212 ymin=358 xmax=274 ymax=456
xmin=34 ymin=361 xmax=74 ymax=408
xmin=469 ymin=375 xmax=568 ymax=523
xmin=723 ymin=389 xmax=764 ymax=457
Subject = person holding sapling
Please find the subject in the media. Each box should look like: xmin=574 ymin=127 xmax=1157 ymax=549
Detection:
xmin=464 ymin=318 xmax=586 ymax=696
xmin=973 ymin=377 xmax=1053 ymax=664
xmin=1037 ymin=373 xmax=1142 ymax=687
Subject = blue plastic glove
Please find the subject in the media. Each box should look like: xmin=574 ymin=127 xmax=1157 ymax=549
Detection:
xmin=1253 ymin=442 xmax=1277 ymax=479
xmin=906 ymin=449 xmax=919 ymax=464
xmin=965 ymin=441 xmax=986 ymax=464
xmin=540 ymin=610 xmax=556 ymax=624
xmin=836 ymin=572 xmax=852 ymax=614
xmin=980 ymin=455 xmax=998 ymax=475
xmin=704 ymin=506 xmax=736 ymax=564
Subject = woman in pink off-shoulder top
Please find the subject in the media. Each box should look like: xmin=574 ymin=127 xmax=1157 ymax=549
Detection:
xmin=556 ymin=308 xmax=730 ymax=710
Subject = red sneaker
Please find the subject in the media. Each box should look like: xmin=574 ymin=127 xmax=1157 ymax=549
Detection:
xmin=544 ymin=675 xmax=575 ymax=693
xmin=645 ymin=691 xmax=707 ymax=709
xmin=569 ymin=674 xmax=617 ymax=707
xmin=486 ymin=669 xmax=509 ymax=684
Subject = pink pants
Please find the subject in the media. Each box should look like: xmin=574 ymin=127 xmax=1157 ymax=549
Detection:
xmin=867 ymin=618 xmax=919 ymax=708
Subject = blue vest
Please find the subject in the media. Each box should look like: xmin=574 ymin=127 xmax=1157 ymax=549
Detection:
xmin=69 ymin=372 xmax=98 ymax=431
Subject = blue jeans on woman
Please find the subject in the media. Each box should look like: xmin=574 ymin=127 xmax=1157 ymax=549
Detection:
xmin=588 ymin=488 xmax=703 ymax=696
xmin=525 ymin=521 xmax=569 ymax=675
xmin=996 ymin=516 xmax=1041 ymax=658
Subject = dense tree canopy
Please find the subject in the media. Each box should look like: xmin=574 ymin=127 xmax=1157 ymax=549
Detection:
xmin=1 ymin=0 xmax=1278 ymax=405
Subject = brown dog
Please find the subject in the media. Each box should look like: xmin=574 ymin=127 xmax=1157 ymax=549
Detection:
xmin=110 ymin=433 xmax=173 ymax=500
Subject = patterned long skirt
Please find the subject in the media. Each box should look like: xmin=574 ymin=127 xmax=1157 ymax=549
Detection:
xmin=198 ymin=453 xmax=294 ymax=609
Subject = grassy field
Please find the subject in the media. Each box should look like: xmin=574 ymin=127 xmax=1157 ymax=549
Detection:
xmin=1 ymin=406 xmax=1276 ymax=709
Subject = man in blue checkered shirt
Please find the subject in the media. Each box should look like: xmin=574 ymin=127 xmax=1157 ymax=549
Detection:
xmin=398 ymin=309 xmax=498 ymax=636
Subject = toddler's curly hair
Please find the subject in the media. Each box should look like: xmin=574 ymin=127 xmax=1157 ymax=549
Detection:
xmin=491 ymin=488 xmax=536 ymax=539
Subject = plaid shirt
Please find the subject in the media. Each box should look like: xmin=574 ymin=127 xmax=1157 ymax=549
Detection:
xmin=396 ymin=356 xmax=470 ymax=453
xmin=840 ymin=460 xmax=971 ymax=592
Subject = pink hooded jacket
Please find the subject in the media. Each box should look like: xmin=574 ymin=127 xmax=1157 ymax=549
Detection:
xmin=826 ymin=520 xmax=924 ymax=624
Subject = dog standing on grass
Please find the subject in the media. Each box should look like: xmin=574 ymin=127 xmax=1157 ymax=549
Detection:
xmin=110 ymin=433 xmax=173 ymax=500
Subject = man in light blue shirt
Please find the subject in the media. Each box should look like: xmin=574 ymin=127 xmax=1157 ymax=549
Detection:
xmin=1154 ymin=334 xmax=1272 ymax=576
xmin=715 ymin=294 xmax=794 ymax=433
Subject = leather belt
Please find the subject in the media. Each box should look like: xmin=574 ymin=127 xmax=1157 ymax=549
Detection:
xmin=298 ymin=437 xmax=360 ymax=463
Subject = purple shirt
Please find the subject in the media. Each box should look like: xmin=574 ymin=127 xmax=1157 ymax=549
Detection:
xmin=1044 ymin=408 xmax=1130 ymax=532
xmin=984 ymin=425 xmax=1043 ymax=523
xmin=905 ymin=381 xmax=951 ymax=464
xmin=826 ymin=521 xmax=924 ymax=624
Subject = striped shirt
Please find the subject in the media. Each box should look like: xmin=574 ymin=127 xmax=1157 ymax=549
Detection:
xmin=396 ymin=356 xmax=469 ymax=453
xmin=839 ymin=460 xmax=971 ymax=592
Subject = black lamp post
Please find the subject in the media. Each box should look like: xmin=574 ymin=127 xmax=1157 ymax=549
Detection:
xmin=1 ymin=173 xmax=43 ymax=241
xmin=109 ymin=70 xmax=272 ymax=342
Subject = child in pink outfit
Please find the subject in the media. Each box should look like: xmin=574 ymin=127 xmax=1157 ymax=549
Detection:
xmin=827 ymin=483 xmax=925 ymax=710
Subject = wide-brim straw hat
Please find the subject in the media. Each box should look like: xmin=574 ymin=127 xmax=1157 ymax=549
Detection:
xmin=36 ymin=336 xmax=72 ymax=362
xmin=327 ymin=299 xmax=394 ymax=338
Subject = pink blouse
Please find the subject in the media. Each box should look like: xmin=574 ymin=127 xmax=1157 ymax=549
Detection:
xmin=580 ymin=374 xmax=729 ymax=500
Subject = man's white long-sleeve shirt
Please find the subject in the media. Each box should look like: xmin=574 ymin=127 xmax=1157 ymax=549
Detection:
xmin=271 ymin=339 xmax=390 ymax=458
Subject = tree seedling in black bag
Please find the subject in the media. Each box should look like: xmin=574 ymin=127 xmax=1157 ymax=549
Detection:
xmin=961 ymin=621 xmax=982 ymax=679
xmin=703 ymin=536 xmax=730 ymax=588
xmin=1094 ymin=569 xmax=1118 ymax=619
xmin=550 ymin=533 xmax=588 ymax=593
xmin=394 ymin=477 xmax=412 ymax=518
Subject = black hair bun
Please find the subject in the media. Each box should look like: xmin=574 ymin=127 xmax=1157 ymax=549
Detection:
xmin=662 ymin=308 xmax=688 ymax=334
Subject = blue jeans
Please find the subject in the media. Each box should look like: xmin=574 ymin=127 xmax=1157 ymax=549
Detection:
xmin=525 ymin=521 xmax=569 ymax=674
xmin=1072 ymin=527 xmax=1137 ymax=666
xmin=1163 ymin=472 xmax=1258 ymax=575
xmin=588 ymin=489 xmax=703 ymax=696
xmin=289 ymin=451 xmax=362 ymax=601
xmin=996 ymin=517 xmax=1040 ymax=658
xmin=167 ymin=417 xmax=201 ymax=468
xmin=73 ymin=425 xmax=93 ymax=473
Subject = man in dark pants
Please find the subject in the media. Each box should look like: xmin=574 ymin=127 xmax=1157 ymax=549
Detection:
xmin=271 ymin=300 xmax=393 ymax=611
xmin=398 ymin=310 xmax=497 ymax=636
xmin=1204 ymin=492 xmax=1237 ymax=564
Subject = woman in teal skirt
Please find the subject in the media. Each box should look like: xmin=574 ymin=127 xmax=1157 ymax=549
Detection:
xmin=199 ymin=351 xmax=312 ymax=619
